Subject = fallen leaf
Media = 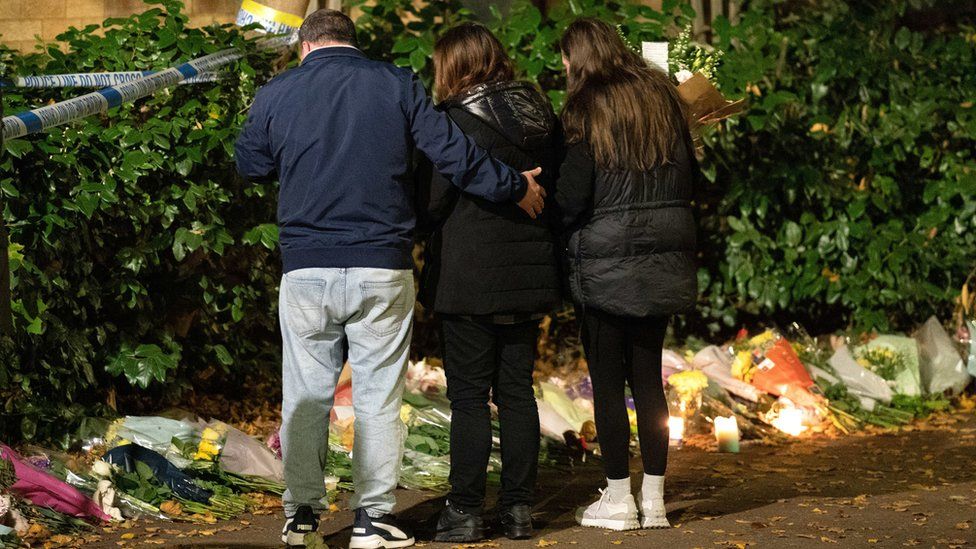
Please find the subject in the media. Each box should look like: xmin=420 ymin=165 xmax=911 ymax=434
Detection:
xmin=159 ymin=500 xmax=182 ymax=515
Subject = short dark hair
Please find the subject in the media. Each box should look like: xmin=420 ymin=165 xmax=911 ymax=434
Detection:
xmin=298 ymin=9 xmax=356 ymax=46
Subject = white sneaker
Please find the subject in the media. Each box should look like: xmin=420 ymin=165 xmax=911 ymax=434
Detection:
xmin=637 ymin=491 xmax=671 ymax=529
xmin=575 ymin=489 xmax=640 ymax=531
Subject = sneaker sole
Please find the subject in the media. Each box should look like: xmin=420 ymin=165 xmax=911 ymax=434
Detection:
xmin=281 ymin=531 xmax=312 ymax=546
xmin=579 ymin=517 xmax=640 ymax=531
xmin=641 ymin=518 xmax=672 ymax=529
xmin=504 ymin=525 xmax=534 ymax=540
xmin=433 ymin=528 xmax=487 ymax=543
xmin=348 ymin=534 xmax=416 ymax=549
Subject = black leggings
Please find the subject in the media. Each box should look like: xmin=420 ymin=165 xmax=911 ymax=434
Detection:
xmin=582 ymin=309 xmax=669 ymax=479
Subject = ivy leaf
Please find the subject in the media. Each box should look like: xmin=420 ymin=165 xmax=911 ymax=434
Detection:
xmin=3 ymin=140 xmax=33 ymax=159
xmin=391 ymin=36 xmax=418 ymax=53
xmin=242 ymin=223 xmax=279 ymax=250
xmin=213 ymin=344 xmax=234 ymax=366
xmin=894 ymin=27 xmax=911 ymax=50
xmin=106 ymin=343 xmax=180 ymax=388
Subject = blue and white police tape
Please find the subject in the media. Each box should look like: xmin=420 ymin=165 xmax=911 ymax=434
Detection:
xmin=0 ymin=71 xmax=221 ymax=88
xmin=1 ymin=36 xmax=291 ymax=142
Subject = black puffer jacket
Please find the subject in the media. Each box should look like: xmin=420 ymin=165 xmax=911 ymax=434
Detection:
xmin=555 ymin=136 xmax=699 ymax=318
xmin=417 ymin=81 xmax=563 ymax=317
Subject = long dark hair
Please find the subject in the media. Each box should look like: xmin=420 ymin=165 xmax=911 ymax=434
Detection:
xmin=560 ymin=18 xmax=688 ymax=171
xmin=433 ymin=23 xmax=515 ymax=101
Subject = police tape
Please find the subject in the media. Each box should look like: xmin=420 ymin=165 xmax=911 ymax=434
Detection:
xmin=1 ymin=72 xmax=221 ymax=88
xmin=0 ymin=36 xmax=292 ymax=142
xmin=236 ymin=0 xmax=307 ymax=36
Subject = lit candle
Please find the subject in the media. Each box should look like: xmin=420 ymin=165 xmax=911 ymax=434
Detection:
xmin=668 ymin=416 xmax=684 ymax=443
xmin=714 ymin=416 xmax=740 ymax=453
xmin=771 ymin=407 xmax=807 ymax=436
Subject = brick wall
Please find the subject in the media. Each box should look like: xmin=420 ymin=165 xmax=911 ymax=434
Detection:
xmin=0 ymin=0 xmax=241 ymax=52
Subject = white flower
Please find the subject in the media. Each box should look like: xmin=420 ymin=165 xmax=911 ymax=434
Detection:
xmin=675 ymin=69 xmax=695 ymax=84
xmin=91 ymin=460 xmax=114 ymax=478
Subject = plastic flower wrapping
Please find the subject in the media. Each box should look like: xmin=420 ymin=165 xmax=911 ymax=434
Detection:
xmin=1 ymin=319 xmax=971 ymax=544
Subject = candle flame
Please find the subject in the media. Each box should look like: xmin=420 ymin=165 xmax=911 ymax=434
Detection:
xmin=771 ymin=407 xmax=807 ymax=436
xmin=668 ymin=416 xmax=685 ymax=440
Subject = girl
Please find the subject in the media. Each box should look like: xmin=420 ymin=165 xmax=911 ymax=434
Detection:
xmin=417 ymin=23 xmax=563 ymax=543
xmin=555 ymin=18 xmax=699 ymax=531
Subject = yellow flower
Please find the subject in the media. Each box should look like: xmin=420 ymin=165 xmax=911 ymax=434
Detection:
xmin=731 ymin=350 xmax=756 ymax=382
xmin=668 ymin=371 xmax=709 ymax=394
xmin=668 ymin=370 xmax=710 ymax=408
xmin=399 ymin=404 xmax=413 ymax=424
xmin=193 ymin=427 xmax=224 ymax=461
xmin=103 ymin=418 xmax=124 ymax=446
xmin=748 ymin=330 xmax=775 ymax=347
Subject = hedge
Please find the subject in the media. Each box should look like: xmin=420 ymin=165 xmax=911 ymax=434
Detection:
xmin=0 ymin=0 xmax=973 ymax=441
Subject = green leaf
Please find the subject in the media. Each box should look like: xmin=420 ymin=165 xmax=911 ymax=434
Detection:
xmin=106 ymin=343 xmax=180 ymax=388
xmin=3 ymin=140 xmax=33 ymax=158
xmin=894 ymin=27 xmax=911 ymax=50
xmin=213 ymin=344 xmax=234 ymax=366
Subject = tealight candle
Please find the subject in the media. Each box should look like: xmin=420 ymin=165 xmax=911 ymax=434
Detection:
xmin=771 ymin=407 xmax=807 ymax=437
xmin=668 ymin=416 xmax=684 ymax=444
xmin=714 ymin=416 xmax=740 ymax=453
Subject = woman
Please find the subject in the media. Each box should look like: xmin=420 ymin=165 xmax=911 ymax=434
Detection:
xmin=555 ymin=19 xmax=699 ymax=531
xmin=417 ymin=23 xmax=563 ymax=543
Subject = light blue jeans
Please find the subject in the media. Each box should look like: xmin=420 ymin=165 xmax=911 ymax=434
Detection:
xmin=278 ymin=267 xmax=414 ymax=516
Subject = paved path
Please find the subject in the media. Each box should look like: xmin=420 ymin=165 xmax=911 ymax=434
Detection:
xmin=82 ymin=412 xmax=975 ymax=548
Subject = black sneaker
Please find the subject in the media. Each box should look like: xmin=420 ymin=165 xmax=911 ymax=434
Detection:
xmin=499 ymin=504 xmax=534 ymax=540
xmin=432 ymin=501 xmax=486 ymax=543
xmin=281 ymin=505 xmax=318 ymax=546
xmin=350 ymin=508 xmax=416 ymax=548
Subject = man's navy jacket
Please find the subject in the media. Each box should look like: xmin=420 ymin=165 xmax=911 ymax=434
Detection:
xmin=235 ymin=46 xmax=527 ymax=273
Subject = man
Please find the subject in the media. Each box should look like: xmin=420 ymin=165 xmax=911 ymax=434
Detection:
xmin=235 ymin=9 xmax=546 ymax=549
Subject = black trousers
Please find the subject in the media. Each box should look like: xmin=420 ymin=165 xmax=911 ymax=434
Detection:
xmin=440 ymin=316 xmax=541 ymax=512
xmin=581 ymin=308 xmax=669 ymax=479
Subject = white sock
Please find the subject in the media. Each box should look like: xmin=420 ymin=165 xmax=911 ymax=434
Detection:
xmin=606 ymin=477 xmax=631 ymax=503
xmin=641 ymin=474 xmax=665 ymax=504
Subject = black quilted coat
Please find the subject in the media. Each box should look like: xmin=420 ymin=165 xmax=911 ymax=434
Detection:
xmin=555 ymin=136 xmax=699 ymax=318
xmin=417 ymin=81 xmax=563 ymax=316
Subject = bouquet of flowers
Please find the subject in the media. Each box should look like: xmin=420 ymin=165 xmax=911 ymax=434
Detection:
xmin=666 ymin=25 xmax=745 ymax=127
xmin=853 ymin=336 xmax=923 ymax=396
xmin=731 ymin=330 xmax=822 ymax=408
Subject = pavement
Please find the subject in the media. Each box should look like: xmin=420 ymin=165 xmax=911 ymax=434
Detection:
xmin=81 ymin=411 xmax=976 ymax=548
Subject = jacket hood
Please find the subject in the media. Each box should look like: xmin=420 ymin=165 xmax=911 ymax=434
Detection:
xmin=445 ymin=81 xmax=557 ymax=151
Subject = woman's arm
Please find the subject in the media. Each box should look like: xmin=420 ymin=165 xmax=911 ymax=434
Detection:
xmin=553 ymin=142 xmax=596 ymax=232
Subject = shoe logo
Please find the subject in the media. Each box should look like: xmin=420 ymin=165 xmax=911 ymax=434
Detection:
xmin=297 ymin=525 xmax=312 ymax=531
xmin=372 ymin=522 xmax=407 ymax=539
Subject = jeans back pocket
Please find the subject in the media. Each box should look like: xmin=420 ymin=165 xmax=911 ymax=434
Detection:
xmin=359 ymin=279 xmax=409 ymax=338
xmin=283 ymin=276 xmax=327 ymax=338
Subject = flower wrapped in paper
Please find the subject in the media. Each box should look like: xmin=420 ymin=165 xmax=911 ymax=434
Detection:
xmin=732 ymin=330 xmax=822 ymax=408
xmin=641 ymin=25 xmax=745 ymax=132
xmin=854 ymin=335 xmax=923 ymax=396
xmin=677 ymin=73 xmax=746 ymax=127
